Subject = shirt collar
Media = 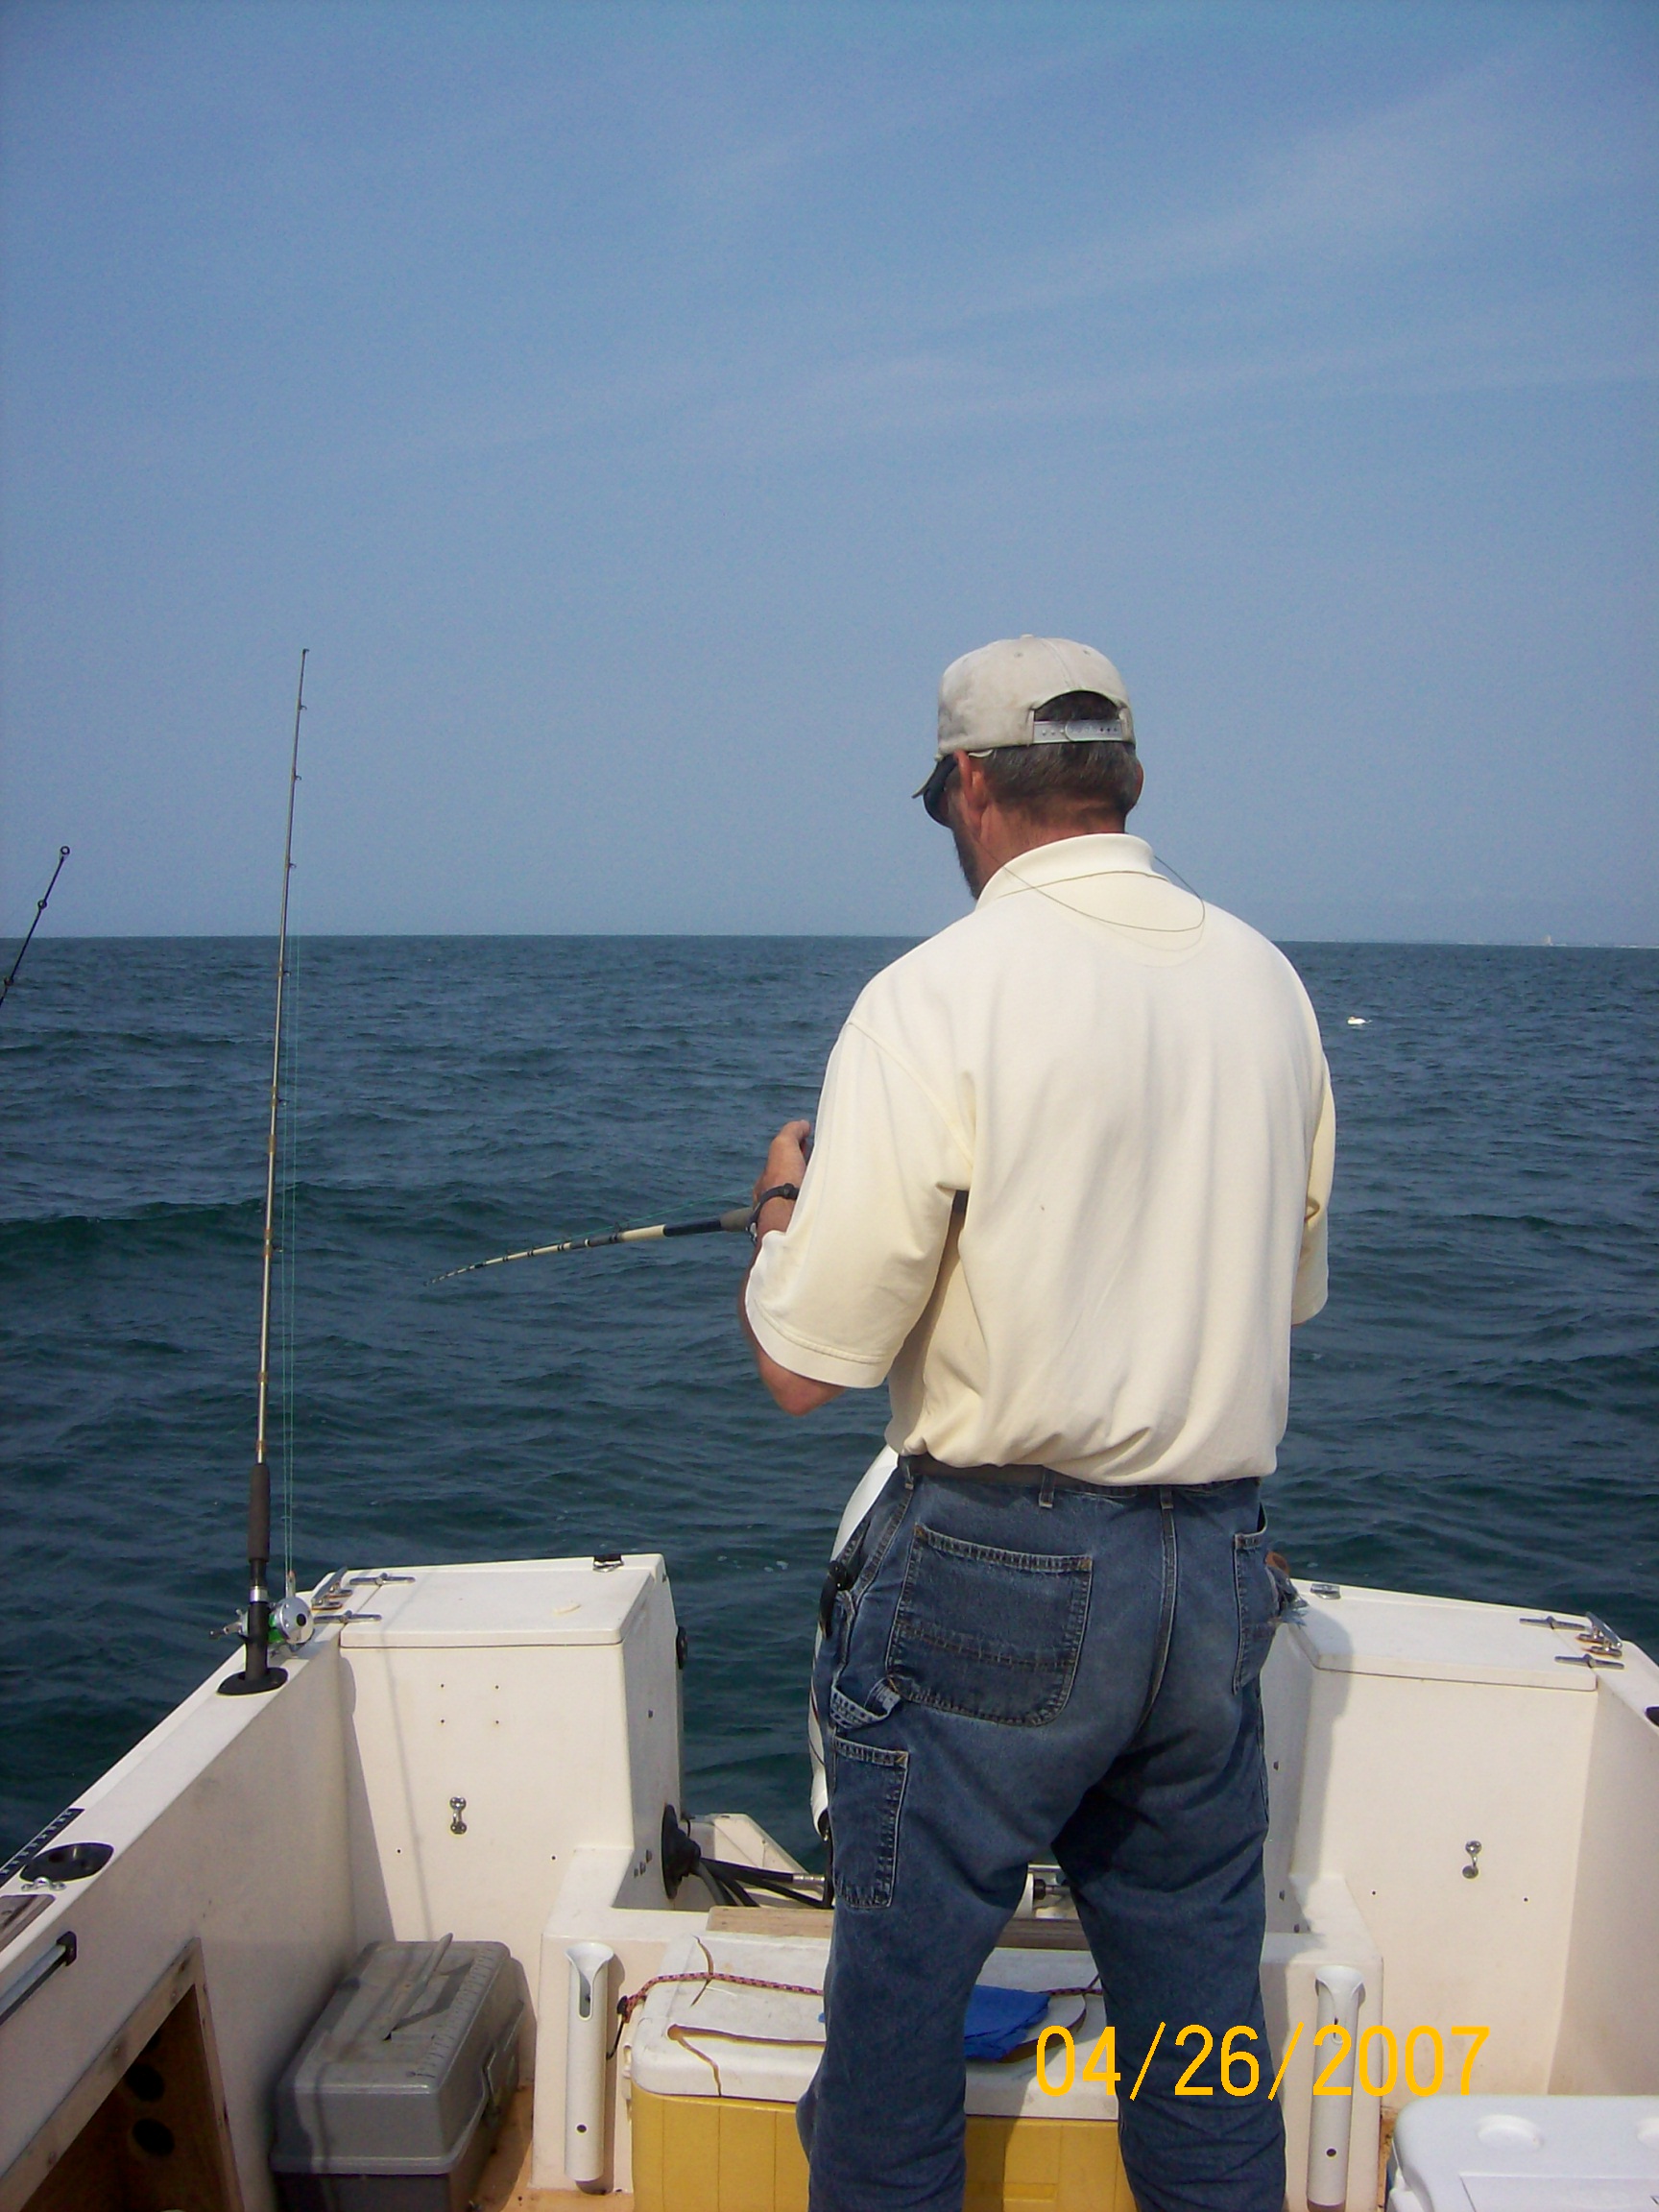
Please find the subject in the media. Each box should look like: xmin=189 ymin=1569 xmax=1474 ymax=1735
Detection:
xmin=977 ymin=833 xmax=1161 ymax=907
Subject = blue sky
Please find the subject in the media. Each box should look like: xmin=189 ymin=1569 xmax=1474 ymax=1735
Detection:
xmin=2 ymin=1 xmax=1653 ymax=941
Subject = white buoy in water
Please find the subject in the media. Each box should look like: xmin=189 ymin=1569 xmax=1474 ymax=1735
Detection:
xmin=1347 ymin=1016 xmax=1367 ymax=1027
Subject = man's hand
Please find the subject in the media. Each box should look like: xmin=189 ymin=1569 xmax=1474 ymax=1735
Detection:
xmin=739 ymin=1118 xmax=843 ymax=1416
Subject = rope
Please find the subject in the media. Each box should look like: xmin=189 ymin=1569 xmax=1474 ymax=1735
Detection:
xmin=616 ymin=1956 xmax=826 ymax=2027
xmin=664 ymin=2022 xmax=827 ymax=2095
xmin=609 ymin=1937 xmax=1102 ymax=2062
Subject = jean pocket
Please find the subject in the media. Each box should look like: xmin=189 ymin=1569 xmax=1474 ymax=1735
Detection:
xmin=827 ymin=1735 xmax=908 ymax=1910
xmin=829 ymin=1674 xmax=901 ymax=1733
xmin=885 ymin=1524 xmax=1092 ymax=1726
xmin=1233 ymin=1522 xmax=1277 ymax=1693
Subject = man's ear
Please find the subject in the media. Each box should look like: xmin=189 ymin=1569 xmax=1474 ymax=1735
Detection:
xmin=953 ymin=750 xmax=992 ymax=823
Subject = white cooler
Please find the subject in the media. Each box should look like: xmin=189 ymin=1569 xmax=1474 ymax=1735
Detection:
xmin=628 ymin=1929 xmax=1113 ymax=2120
xmin=1388 ymin=2094 xmax=1659 ymax=2212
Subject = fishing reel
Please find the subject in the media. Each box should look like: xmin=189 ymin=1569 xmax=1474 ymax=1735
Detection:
xmin=213 ymin=1593 xmax=315 ymax=1653
xmin=272 ymin=1593 xmax=315 ymax=1647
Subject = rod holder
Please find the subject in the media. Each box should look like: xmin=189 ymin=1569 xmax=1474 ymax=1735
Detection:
xmin=221 ymin=1456 xmax=287 ymax=1695
xmin=564 ymin=1941 xmax=615 ymax=2188
xmin=1307 ymin=1963 xmax=1366 ymax=2211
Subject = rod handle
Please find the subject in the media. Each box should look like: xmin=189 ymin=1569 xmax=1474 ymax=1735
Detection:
xmin=249 ymin=1455 xmax=272 ymax=1567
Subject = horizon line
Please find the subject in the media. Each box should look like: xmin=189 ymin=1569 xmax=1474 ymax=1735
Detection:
xmin=10 ymin=930 xmax=1657 ymax=951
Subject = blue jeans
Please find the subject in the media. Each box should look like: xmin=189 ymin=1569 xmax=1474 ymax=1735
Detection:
xmin=801 ymin=1463 xmax=1285 ymax=2212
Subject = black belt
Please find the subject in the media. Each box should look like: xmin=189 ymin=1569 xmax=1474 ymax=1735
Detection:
xmin=902 ymin=1452 xmax=1096 ymax=1491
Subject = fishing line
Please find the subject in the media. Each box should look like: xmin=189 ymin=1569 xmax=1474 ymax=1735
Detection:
xmin=996 ymin=842 xmax=1207 ymax=934
xmin=1149 ymin=847 xmax=1207 ymax=902
xmin=221 ymin=649 xmax=307 ymax=1696
xmin=278 ymin=930 xmax=301 ymax=1597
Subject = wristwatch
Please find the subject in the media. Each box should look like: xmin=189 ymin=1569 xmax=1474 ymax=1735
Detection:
xmin=747 ymin=1183 xmax=801 ymax=1243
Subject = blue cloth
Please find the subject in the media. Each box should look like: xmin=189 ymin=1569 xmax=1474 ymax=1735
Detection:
xmin=797 ymin=1467 xmax=1286 ymax=2212
xmin=961 ymin=1984 xmax=1050 ymax=2061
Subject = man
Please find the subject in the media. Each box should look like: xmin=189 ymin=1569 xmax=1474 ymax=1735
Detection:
xmin=739 ymin=636 xmax=1334 ymax=2212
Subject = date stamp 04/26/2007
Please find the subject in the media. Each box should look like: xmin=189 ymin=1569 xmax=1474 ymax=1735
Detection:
xmin=1034 ymin=2021 xmax=1490 ymax=2102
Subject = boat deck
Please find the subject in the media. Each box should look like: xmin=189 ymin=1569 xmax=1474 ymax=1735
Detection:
xmin=3 ymin=1552 xmax=1653 ymax=2212
xmin=479 ymin=2086 xmax=635 ymax=2211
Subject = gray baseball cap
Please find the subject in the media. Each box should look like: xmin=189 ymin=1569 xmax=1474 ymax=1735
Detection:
xmin=936 ymin=635 xmax=1135 ymax=756
xmin=920 ymin=635 xmax=1134 ymax=821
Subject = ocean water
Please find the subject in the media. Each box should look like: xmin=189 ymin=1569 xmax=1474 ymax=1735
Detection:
xmin=2 ymin=936 xmax=1655 ymax=1863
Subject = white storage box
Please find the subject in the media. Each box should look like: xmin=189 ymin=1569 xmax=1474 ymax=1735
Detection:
xmin=1388 ymin=2094 xmax=1659 ymax=2212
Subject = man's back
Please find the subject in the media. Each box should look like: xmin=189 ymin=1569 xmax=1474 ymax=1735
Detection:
xmin=741 ymin=638 xmax=1329 ymax=2212
xmin=747 ymin=831 xmax=1333 ymax=1485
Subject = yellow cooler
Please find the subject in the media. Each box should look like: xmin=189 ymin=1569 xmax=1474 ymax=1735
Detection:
xmin=623 ymin=1929 xmax=1136 ymax=2212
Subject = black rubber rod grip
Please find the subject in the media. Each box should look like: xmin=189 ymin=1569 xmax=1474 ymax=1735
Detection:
xmin=248 ymin=1456 xmax=272 ymax=1568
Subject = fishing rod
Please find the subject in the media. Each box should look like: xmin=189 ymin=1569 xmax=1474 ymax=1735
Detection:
xmin=222 ymin=651 xmax=307 ymax=1697
xmin=0 ymin=846 xmax=70 ymax=1011
xmin=433 ymin=1206 xmax=753 ymax=1283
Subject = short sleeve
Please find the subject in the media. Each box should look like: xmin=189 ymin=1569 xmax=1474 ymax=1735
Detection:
xmin=1291 ymin=1058 xmax=1335 ymax=1325
xmin=744 ymin=1016 xmax=972 ymax=1389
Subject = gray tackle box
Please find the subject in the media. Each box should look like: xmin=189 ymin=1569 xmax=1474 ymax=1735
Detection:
xmin=271 ymin=1936 xmax=523 ymax=2212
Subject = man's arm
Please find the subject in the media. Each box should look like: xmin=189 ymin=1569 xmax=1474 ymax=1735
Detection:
xmin=1291 ymin=1064 xmax=1335 ymax=1326
xmin=738 ymin=1118 xmax=845 ymax=1416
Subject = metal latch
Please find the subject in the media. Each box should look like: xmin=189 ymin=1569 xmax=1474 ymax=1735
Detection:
xmin=0 ymin=1933 xmax=77 ymax=2029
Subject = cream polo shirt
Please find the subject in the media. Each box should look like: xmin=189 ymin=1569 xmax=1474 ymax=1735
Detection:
xmin=745 ymin=834 xmax=1334 ymax=1487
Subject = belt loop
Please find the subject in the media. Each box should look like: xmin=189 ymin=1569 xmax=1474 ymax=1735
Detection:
xmin=902 ymin=1455 xmax=918 ymax=1494
xmin=1039 ymin=1471 xmax=1056 ymax=1510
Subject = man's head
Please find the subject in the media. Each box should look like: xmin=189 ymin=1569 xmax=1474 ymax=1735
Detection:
xmin=920 ymin=636 xmax=1144 ymax=894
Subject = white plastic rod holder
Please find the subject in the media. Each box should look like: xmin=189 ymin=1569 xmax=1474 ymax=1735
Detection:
xmin=565 ymin=1942 xmax=615 ymax=2188
xmin=1307 ymin=1964 xmax=1366 ymax=2211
